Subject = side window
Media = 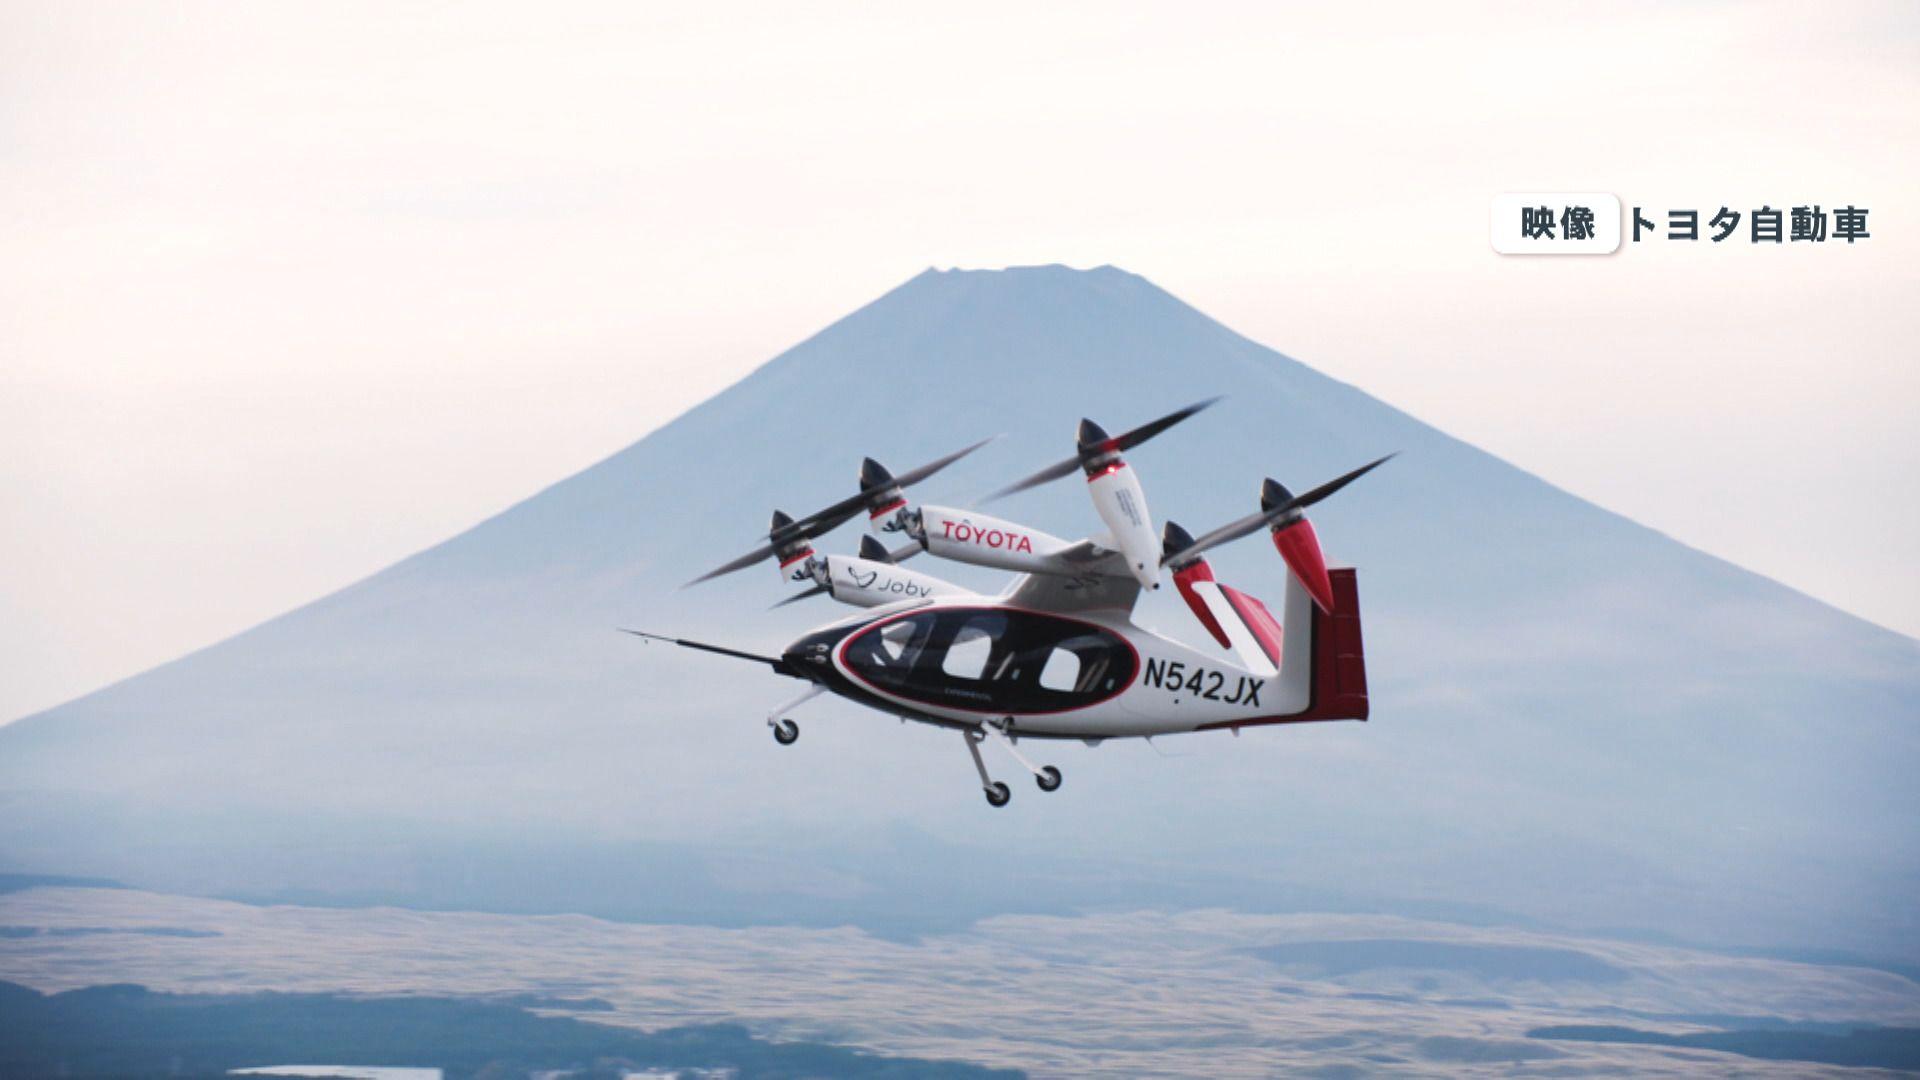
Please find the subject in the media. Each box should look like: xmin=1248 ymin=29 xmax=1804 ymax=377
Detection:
xmin=942 ymin=623 xmax=994 ymax=680
xmin=876 ymin=620 xmax=917 ymax=665
xmin=1054 ymin=633 xmax=1122 ymax=694
xmin=1037 ymin=647 xmax=1081 ymax=692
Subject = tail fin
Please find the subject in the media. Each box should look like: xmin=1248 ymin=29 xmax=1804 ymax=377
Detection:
xmin=1195 ymin=567 xmax=1368 ymax=730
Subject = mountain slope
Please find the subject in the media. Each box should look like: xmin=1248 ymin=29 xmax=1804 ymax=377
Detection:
xmin=3 ymin=265 xmax=1915 ymax=958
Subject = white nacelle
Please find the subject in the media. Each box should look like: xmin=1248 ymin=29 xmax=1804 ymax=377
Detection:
xmin=1087 ymin=463 xmax=1160 ymax=589
xmin=821 ymin=554 xmax=957 ymax=608
xmin=918 ymin=506 xmax=1075 ymax=574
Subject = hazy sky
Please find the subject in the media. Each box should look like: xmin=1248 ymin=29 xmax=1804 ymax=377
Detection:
xmin=3 ymin=1 xmax=1916 ymax=722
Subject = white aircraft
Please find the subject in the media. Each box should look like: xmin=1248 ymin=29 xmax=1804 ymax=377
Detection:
xmin=633 ymin=399 xmax=1389 ymax=807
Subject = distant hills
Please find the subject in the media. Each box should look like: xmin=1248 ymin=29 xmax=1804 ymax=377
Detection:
xmin=0 ymin=980 xmax=1021 ymax=1078
xmin=2 ymin=265 xmax=1914 ymax=961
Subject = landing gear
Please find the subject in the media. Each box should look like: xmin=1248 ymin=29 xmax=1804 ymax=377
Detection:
xmin=982 ymin=719 xmax=1063 ymax=794
xmin=766 ymin=685 xmax=823 ymax=748
xmin=964 ymin=721 xmax=1064 ymax=805
xmin=963 ymin=730 xmax=1009 ymax=808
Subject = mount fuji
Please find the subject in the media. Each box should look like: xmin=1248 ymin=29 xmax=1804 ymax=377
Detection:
xmin=3 ymin=265 xmax=1915 ymax=961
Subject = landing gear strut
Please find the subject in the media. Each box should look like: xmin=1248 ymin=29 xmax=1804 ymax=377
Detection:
xmin=965 ymin=721 xmax=1063 ymax=806
xmin=963 ymin=730 xmax=1011 ymax=807
xmin=983 ymin=719 xmax=1063 ymax=794
xmin=767 ymin=685 xmax=823 ymax=747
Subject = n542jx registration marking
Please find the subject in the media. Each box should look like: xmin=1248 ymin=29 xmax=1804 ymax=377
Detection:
xmin=1141 ymin=659 xmax=1264 ymax=707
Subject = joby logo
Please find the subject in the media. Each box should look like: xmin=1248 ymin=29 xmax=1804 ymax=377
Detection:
xmin=844 ymin=566 xmax=932 ymax=597
xmin=940 ymin=519 xmax=1035 ymax=554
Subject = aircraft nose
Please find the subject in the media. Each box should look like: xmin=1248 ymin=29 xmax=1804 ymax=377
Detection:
xmin=783 ymin=632 xmax=835 ymax=680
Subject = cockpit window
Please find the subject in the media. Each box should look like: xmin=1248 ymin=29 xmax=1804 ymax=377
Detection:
xmin=841 ymin=608 xmax=1135 ymax=714
xmin=877 ymin=619 xmax=919 ymax=664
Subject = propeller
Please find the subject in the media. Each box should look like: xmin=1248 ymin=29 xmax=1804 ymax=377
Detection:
xmin=798 ymin=436 xmax=996 ymax=534
xmin=982 ymin=397 xmax=1221 ymax=502
xmin=686 ymin=509 xmax=817 ymax=587
xmin=770 ymin=586 xmax=827 ymax=609
xmin=1161 ymin=453 xmax=1395 ymax=568
xmin=686 ymin=437 xmax=994 ymax=587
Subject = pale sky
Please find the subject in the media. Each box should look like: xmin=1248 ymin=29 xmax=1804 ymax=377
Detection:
xmin=3 ymin=1 xmax=1916 ymax=723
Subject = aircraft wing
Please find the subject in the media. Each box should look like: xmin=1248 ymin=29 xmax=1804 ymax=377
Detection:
xmin=999 ymin=537 xmax=1142 ymax=615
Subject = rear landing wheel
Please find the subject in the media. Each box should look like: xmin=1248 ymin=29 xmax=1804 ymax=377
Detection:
xmin=1036 ymin=765 xmax=1062 ymax=792
xmin=772 ymin=719 xmax=799 ymax=745
xmin=984 ymin=781 xmax=1011 ymax=808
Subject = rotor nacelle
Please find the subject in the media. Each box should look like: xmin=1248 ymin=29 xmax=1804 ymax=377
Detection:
xmin=819 ymin=550 xmax=955 ymax=607
xmin=1159 ymin=454 xmax=1395 ymax=615
xmin=1069 ymin=417 xmax=1158 ymax=588
xmin=982 ymin=401 xmax=1222 ymax=592
xmin=1164 ymin=520 xmax=1231 ymax=649
xmin=1260 ymin=479 xmax=1334 ymax=613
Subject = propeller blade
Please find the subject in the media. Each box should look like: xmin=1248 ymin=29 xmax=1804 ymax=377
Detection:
xmin=1110 ymin=395 xmax=1222 ymax=454
xmin=981 ymin=456 xmax=1083 ymax=502
xmin=793 ymin=436 xmax=998 ymax=534
xmin=983 ymin=397 xmax=1221 ymax=503
xmin=1284 ymin=453 xmax=1398 ymax=512
xmin=685 ymin=541 xmax=780 ymax=586
xmin=771 ymin=584 xmax=829 ymax=609
xmin=689 ymin=439 xmax=994 ymax=587
xmin=1160 ymin=508 xmax=1269 ymax=566
xmin=890 ymin=436 xmax=999 ymax=490
xmin=1161 ymin=453 xmax=1396 ymax=566
xmin=686 ymin=509 xmax=806 ymax=587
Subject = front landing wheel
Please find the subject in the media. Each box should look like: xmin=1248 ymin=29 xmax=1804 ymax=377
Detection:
xmin=772 ymin=719 xmax=800 ymax=745
xmin=984 ymin=781 xmax=1011 ymax=808
xmin=1036 ymin=765 xmax=1062 ymax=793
